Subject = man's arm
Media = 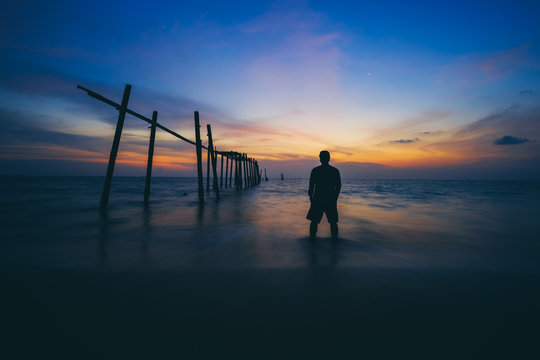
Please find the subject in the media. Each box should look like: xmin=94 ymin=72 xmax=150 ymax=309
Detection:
xmin=335 ymin=169 xmax=341 ymax=200
xmin=308 ymin=169 xmax=315 ymax=201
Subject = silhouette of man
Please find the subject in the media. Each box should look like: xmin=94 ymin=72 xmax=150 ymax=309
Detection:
xmin=307 ymin=150 xmax=341 ymax=239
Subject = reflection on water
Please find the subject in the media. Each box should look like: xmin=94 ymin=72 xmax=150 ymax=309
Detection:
xmin=298 ymin=237 xmax=340 ymax=270
xmin=1 ymin=176 xmax=540 ymax=273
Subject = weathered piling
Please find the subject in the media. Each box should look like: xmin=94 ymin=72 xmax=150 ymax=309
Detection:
xmin=254 ymin=160 xmax=258 ymax=185
xmin=248 ymin=157 xmax=252 ymax=186
xmin=240 ymin=154 xmax=244 ymax=188
xmin=206 ymin=143 xmax=210 ymax=192
xmin=247 ymin=157 xmax=251 ymax=187
xmin=100 ymin=84 xmax=132 ymax=210
xmin=251 ymin=159 xmax=255 ymax=186
xmin=230 ymin=154 xmax=234 ymax=188
xmin=244 ymin=154 xmax=249 ymax=188
xmin=234 ymin=153 xmax=238 ymax=189
xmin=207 ymin=125 xmax=220 ymax=199
xmin=220 ymin=153 xmax=224 ymax=189
xmin=213 ymin=146 xmax=218 ymax=181
xmin=194 ymin=111 xmax=204 ymax=203
xmin=225 ymin=154 xmax=229 ymax=188
xmin=144 ymin=111 xmax=158 ymax=205
xmin=231 ymin=154 xmax=235 ymax=188
xmin=238 ymin=153 xmax=242 ymax=188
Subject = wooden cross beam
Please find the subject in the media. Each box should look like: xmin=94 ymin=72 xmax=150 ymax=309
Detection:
xmin=78 ymin=85 xmax=199 ymax=147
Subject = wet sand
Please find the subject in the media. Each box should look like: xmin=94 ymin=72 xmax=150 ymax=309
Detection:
xmin=3 ymin=263 xmax=540 ymax=358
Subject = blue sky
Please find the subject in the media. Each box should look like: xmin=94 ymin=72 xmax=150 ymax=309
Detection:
xmin=1 ymin=0 xmax=539 ymax=179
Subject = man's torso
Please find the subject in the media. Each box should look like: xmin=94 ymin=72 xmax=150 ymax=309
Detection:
xmin=311 ymin=165 xmax=340 ymax=202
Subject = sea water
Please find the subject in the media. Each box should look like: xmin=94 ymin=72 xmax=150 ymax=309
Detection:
xmin=1 ymin=176 xmax=539 ymax=273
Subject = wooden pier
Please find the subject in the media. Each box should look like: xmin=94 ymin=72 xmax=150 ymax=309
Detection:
xmin=78 ymin=84 xmax=261 ymax=209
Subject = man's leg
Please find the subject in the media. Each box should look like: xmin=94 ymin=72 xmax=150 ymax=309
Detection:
xmin=310 ymin=221 xmax=318 ymax=239
xmin=325 ymin=202 xmax=339 ymax=239
xmin=330 ymin=222 xmax=338 ymax=239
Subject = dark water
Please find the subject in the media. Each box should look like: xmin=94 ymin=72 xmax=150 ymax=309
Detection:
xmin=1 ymin=176 xmax=539 ymax=273
xmin=2 ymin=176 xmax=540 ymax=358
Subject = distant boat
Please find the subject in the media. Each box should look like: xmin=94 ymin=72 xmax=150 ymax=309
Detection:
xmin=280 ymin=173 xmax=284 ymax=181
xmin=264 ymin=169 xmax=268 ymax=181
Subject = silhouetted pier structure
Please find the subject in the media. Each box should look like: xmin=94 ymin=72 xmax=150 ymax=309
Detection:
xmin=78 ymin=84 xmax=261 ymax=209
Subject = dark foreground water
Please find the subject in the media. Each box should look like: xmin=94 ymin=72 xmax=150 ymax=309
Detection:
xmin=1 ymin=176 xmax=540 ymax=358
xmin=1 ymin=176 xmax=539 ymax=272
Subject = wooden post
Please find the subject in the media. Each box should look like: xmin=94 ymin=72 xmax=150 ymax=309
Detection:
xmin=220 ymin=153 xmax=224 ymax=189
xmin=230 ymin=154 xmax=234 ymax=188
xmin=248 ymin=157 xmax=251 ymax=187
xmin=253 ymin=161 xmax=256 ymax=185
xmin=144 ymin=110 xmax=158 ymax=205
xmin=255 ymin=161 xmax=259 ymax=184
xmin=206 ymin=141 xmax=210 ymax=192
xmin=251 ymin=160 xmax=254 ymax=186
xmin=247 ymin=157 xmax=250 ymax=187
xmin=214 ymin=146 xmax=218 ymax=176
xmin=232 ymin=155 xmax=235 ymax=188
xmin=244 ymin=154 xmax=250 ymax=188
xmin=225 ymin=154 xmax=229 ymax=188
xmin=238 ymin=153 xmax=242 ymax=189
xmin=207 ymin=125 xmax=220 ymax=199
xmin=194 ymin=111 xmax=204 ymax=204
xmin=250 ymin=159 xmax=254 ymax=186
xmin=237 ymin=153 xmax=242 ymax=189
xmin=213 ymin=146 xmax=218 ymax=189
xmin=243 ymin=153 xmax=248 ymax=189
xmin=242 ymin=153 xmax=247 ymax=189
xmin=233 ymin=153 xmax=237 ymax=188
xmin=100 ymin=84 xmax=131 ymax=210
xmin=233 ymin=154 xmax=238 ymax=189
xmin=247 ymin=158 xmax=252 ymax=187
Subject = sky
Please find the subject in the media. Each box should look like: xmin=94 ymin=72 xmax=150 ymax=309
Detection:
xmin=1 ymin=0 xmax=539 ymax=179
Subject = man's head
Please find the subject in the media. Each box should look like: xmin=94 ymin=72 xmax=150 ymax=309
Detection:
xmin=319 ymin=150 xmax=330 ymax=164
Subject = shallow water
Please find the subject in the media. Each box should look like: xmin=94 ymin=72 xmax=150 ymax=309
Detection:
xmin=1 ymin=176 xmax=539 ymax=273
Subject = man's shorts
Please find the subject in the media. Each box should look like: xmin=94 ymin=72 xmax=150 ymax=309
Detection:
xmin=306 ymin=201 xmax=338 ymax=224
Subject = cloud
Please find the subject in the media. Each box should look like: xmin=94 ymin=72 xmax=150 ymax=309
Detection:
xmin=238 ymin=4 xmax=347 ymax=113
xmin=372 ymin=110 xmax=450 ymax=139
xmin=0 ymin=107 xmax=109 ymax=154
xmin=479 ymin=44 xmax=531 ymax=80
xmin=418 ymin=130 xmax=445 ymax=136
xmin=0 ymin=53 xmax=228 ymax=130
xmin=417 ymin=106 xmax=540 ymax=168
xmin=519 ymin=89 xmax=534 ymax=95
xmin=453 ymin=105 xmax=539 ymax=139
xmin=493 ymin=135 xmax=529 ymax=146
xmin=439 ymin=44 xmax=534 ymax=86
xmin=369 ymin=110 xmax=451 ymax=147
xmin=391 ymin=138 xmax=419 ymax=144
xmin=0 ymin=106 xmax=198 ymax=175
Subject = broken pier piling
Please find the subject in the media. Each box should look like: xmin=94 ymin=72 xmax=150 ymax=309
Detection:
xmin=78 ymin=84 xmax=261 ymax=209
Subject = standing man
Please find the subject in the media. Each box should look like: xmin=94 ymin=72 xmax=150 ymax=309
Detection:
xmin=307 ymin=150 xmax=341 ymax=239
